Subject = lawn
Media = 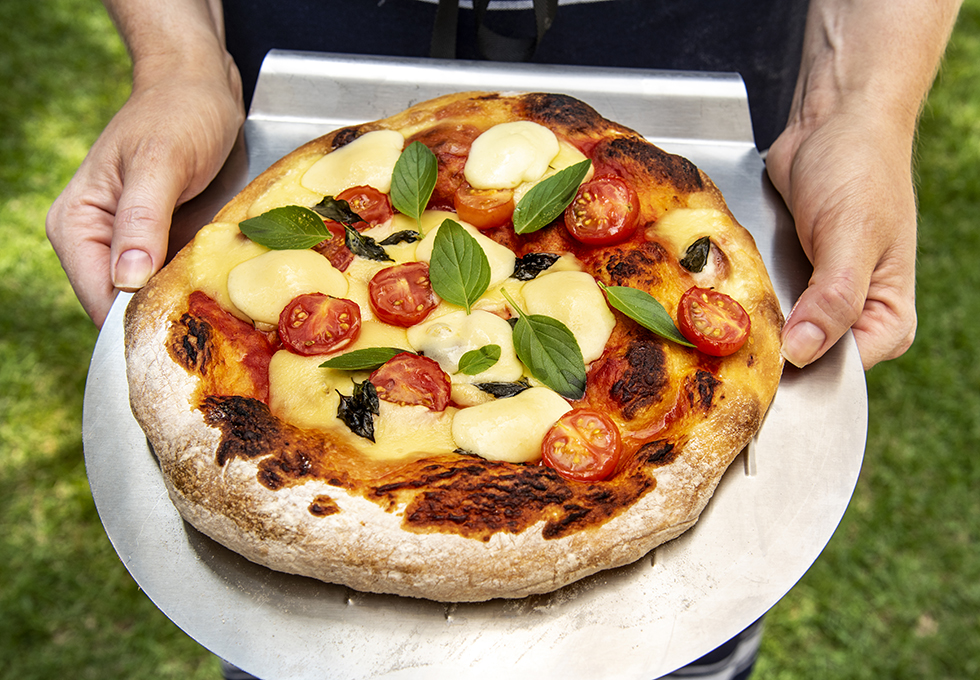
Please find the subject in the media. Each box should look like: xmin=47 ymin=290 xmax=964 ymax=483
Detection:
xmin=1 ymin=1 xmax=978 ymax=679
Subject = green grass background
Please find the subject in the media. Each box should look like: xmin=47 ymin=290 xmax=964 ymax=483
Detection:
xmin=1 ymin=1 xmax=978 ymax=678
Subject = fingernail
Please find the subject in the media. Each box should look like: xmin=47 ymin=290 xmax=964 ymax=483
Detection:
xmin=781 ymin=321 xmax=826 ymax=368
xmin=113 ymin=249 xmax=153 ymax=290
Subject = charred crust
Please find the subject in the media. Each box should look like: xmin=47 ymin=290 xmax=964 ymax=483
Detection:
xmin=599 ymin=240 xmax=668 ymax=289
xmin=638 ymin=440 xmax=677 ymax=467
xmin=168 ymin=313 xmax=212 ymax=375
xmin=309 ymin=495 xmax=341 ymax=517
xmin=686 ymin=370 xmax=721 ymax=411
xmin=519 ymin=93 xmax=608 ymax=134
xmin=610 ymin=341 xmax=670 ymax=420
xmin=372 ymin=458 xmax=654 ymax=541
xmin=596 ymin=136 xmax=703 ymax=193
xmin=201 ymin=396 xmax=284 ymax=467
xmin=331 ymin=126 xmax=366 ymax=150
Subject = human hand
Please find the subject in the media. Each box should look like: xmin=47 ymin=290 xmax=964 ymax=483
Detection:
xmin=766 ymin=107 xmax=918 ymax=370
xmin=46 ymin=56 xmax=244 ymax=327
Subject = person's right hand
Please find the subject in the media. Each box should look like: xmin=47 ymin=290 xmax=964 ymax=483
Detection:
xmin=47 ymin=53 xmax=244 ymax=327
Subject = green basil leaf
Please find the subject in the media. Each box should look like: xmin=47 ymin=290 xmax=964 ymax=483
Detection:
xmin=599 ymin=282 xmax=695 ymax=347
xmin=336 ymin=380 xmax=379 ymax=441
xmin=344 ymin=224 xmax=393 ymax=262
xmin=475 ymin=377 xmax=531 ymax=399
xmin=428 ymin=220 xmax=491 ymax=313
xmin=319 ymin=347 xmax=411 ymax=371
xmin=456 ymin=344 xmax=501 ymax=375
xmin=238 ymin=205 xmax=331 ymax=250
xmin=680 ymin=236 xmax=711 ymax=273
xmin=311 ymin=196 xmax=363 ymax=226
xmin=378 ymin=229 xmax=421 ymax=246
xmin=501 ymin=290 xmax=586 ymax=400
xmin=390 ymin=141 xmax=437 ymax=223
xmin=512 ymin=159 xmax=592 ymax=235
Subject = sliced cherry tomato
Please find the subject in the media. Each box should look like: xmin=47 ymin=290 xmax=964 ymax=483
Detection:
xmin=677 ymin=286 xmax=751 ymax=357
xmin=542 ymin=408 xmax=622 ymax=482
xmin=370 ymin=352 xmax=452 ymax=411
xmin=453 ymin=183 xmax=515 ymax=230
xmin=278 ymin=293 xmax=361 ymax=356
xmin=563 ymin=175 xmax=640 ymax=246
xmin=312 ymin=221 xmax=354 ymax=271
xmin=368 ymin=262 xmax=439 ymax=327
xmin=336 ymin=185 xmax=393 ymax=230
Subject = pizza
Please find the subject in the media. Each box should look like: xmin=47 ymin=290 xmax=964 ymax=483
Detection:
xmin=124 ymin=91 xmax=784 ymax=602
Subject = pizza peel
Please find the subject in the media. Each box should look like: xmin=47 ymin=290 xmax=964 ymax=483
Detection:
xmin=83 ymin=52 xmax=867 ymax=680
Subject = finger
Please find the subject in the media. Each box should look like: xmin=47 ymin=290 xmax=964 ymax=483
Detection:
xmin=781 ymin=264 xmax=870 ymax=368
xmin=108 ymin=147 xmax=187 ymax=292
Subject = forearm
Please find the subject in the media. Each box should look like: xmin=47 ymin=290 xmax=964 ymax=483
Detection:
xmin=102 ymin=0 xmax=237 ymax=93
xmin=790 ymin=0 xmax=961 ymax=135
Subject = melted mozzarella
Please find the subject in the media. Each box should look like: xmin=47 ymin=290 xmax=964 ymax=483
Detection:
xmin=464 ymin=121 xmax=560 ymax=189
xmin=451 ymin=387 xmax=572 ymax=463
xmin=226 ymin=249 xmax=349 ymax=326
xmin=267 ymin=350 xmax=456 ymax=461
xmin=188 ymin=221 xmax=269 ymax=318
xmin=301 ymin=129 xmax=405 ymax=196
xmin=406 ymin=309 xmax=524 ymax=385
xmin=520 ymin=270 xmax=616 ymax=363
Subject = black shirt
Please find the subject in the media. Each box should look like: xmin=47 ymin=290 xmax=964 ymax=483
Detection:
xmin=223 ymin=0 xmax=809 ymax=149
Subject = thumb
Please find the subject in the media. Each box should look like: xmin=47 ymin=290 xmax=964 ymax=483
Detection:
xmin=109 ymin=155 xmax=186 ymax=292
xmin=781 ymin=253 xmax=870 ymax=369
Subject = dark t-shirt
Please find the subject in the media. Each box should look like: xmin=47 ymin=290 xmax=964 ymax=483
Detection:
xmin=223 ymin=0 xmax=809 ymax=149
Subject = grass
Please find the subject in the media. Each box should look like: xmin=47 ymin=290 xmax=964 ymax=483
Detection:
xmin=1 ymin=1 xmax=978 ymax=679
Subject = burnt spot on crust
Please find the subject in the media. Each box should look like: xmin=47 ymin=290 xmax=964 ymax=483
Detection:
xmin=168 ymin=313 xmax=212 ymax=375
xmin=597 ymin=240 xmax=669 ymax=289
xmin=372 ymin=458 xmax=655 ymax=541
xmin=609 ymin=341 xmax=670 ymax=420
xmin=595 ymin=136 xmax=703 ymax=194
xmin=685 ymin=370 xmax=721 ymax=411
xmin=638 ymin=440 xmax=678 ymax=467
xmin=331 ymin=126 xmax=366 ymax=150
xmin=201 ymin=396 xmax=288 ymax=467
xmin=519 ymin=93 xmax=608 ymax=135
xmin=309 ymin=495 xmax=341 ymax=517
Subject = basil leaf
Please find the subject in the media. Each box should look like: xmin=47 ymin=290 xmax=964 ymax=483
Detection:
xmin=512 ymin=252 xmax=561 ymax=281
xmin=320 ymin=347 xmax=411 ymax=371
xmin=501 ymin=290 xmax=586 ymax=400
xmin=336 ymin=380 xmax=379 ymax=441
xmin=475 ymin=378 xmax=531 ymax=399
xmin=390 ymin=141 xmax=437 ymax=223
xmin=378 ymin=229 xmax=421 ymax=246
xmin=599 ymin=282 xmax=695 ymax=347
xmin=311 ymin=196 xmax=363 ymax=226
xmin=238 ymin=205 xmax=331 ymax=250
xmin=512 ymin=159 xmax=592 ymax=234
xmin=456 ymin=344 xmax=501 ymax=375
xmin=428 ymin=220 xmax=491 ymax=313
xmin=344 ymin=224 xmax=393 ymax=262
xmin=680 ymin=236 xmax=711 ymax=273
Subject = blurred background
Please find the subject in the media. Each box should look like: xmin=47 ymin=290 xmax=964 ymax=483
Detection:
xmin=1 ymin=1 xmax=978 ymax=678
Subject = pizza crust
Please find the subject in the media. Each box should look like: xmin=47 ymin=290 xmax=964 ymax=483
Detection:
xmin=125 ymin=91 xmax=783 ymax=602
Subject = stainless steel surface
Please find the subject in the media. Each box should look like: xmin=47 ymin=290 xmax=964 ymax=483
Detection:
xmin=83 ymin=52 xmax=867 ymax=680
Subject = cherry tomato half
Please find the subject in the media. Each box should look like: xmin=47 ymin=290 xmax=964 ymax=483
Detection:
xmin=541 ymin=408 xmax=622 ymax=482
xmin=370 ymin=352 xmax=452 ymax=411
xmin=278 ymin=293 xmax=361 ymax=356
xmin=564 ymin=175 xmax=640 ymax=246
xmin=453 ymin=183 xmax=515 ymax=230
xmin=368 ymin=261 xmax=439 ymax=327
xmin=677 ymin=286 xmax=751 ymax=357
xmin=312 ymin=220 xmax=354 ymax=271
xmin=336 ymin=185 xmax=393 ymax=230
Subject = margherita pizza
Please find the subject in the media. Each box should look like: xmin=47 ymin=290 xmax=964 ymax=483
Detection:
xmin=124 ymin=92 xmax=783 ymax=602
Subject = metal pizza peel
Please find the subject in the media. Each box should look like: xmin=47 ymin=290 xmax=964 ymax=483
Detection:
xmin=83 ymin=52 xmax=867 ymax=680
